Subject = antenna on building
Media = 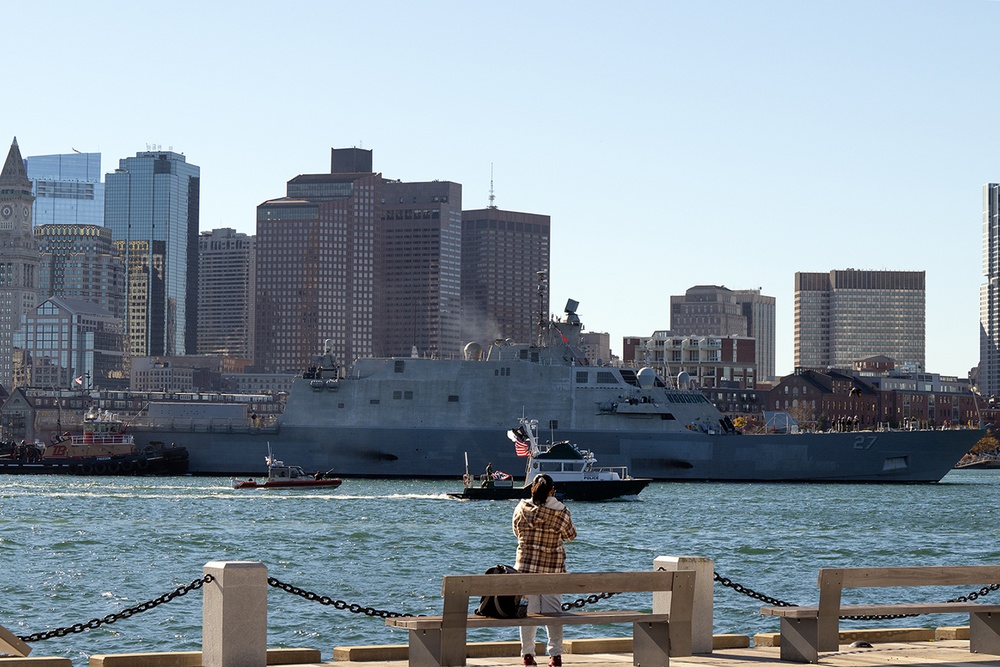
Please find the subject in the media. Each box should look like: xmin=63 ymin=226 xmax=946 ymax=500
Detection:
xmin=488 ymin=163 xmax=497 ymax=209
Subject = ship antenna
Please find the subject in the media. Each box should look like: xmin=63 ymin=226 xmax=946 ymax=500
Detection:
xmin=488 ymin=163 xmax=497 ymax=209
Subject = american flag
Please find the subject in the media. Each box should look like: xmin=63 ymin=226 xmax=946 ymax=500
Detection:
xmin=491 ymin=470 xmax=512 ymax=481
xmin=507 ymin=427 xmax=531 ymax=457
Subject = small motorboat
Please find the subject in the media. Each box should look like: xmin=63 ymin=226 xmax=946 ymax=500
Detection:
xmin=448 ymin=417 xmax=651 ymax=501
xmin=232 ymin=446 xmax=342 ymax=489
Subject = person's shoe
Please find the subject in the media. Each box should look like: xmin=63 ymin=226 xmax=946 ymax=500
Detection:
xmin=548 ymin=656 xmax=562 ymax=667
xmin=522 ymin=655 xmax=537 ymax=666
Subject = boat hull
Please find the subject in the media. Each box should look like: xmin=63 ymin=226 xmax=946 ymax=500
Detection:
xmin=127 ymin=421 xmax=979 ymax=483
xmin=232 ymin=479 xmax=342 ymax=490
xmin=448 ymin=477 xmax=649 ymax=501
xmin=0 ymin=448 xmax=189 ymax=476
xmin=127 ymin=357 xmax=981 ymax=483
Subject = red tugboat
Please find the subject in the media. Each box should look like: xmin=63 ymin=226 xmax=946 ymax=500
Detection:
xmin=0 ymin=409 xmax=188 ymax=475
xmin=232 ymin=446 xmax=342 ymax=490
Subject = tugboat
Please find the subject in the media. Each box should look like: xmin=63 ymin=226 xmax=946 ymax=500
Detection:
xmin=449 ymin=417 xmax=651 ymax=501
xmin=0 ymin=409 xmax=188 ymax=475
xmin=232 ymin=446 xmax=343 ymax=490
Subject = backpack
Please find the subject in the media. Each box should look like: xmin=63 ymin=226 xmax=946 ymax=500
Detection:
xmin=474 ymin=564 xmax=526 ymax=618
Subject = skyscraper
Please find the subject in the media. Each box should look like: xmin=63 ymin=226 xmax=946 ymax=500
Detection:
xmin=461 ymin=207 xmax=550 ymax=348
xmin=35 ymin=223 xmax=125 ymax=320
xmin=255 ymin=165 xmax=381 ymax=373
xmin=198 ymin=228 xmax=255 ymax=358
xmin=105 ymin=150 xmax=200 ymax=358
xmin=0 ymin=138 xmax=40 ymax=390
xmin=25 ymin=152 xmax=104 ymax=227
xmin=380 ymin=179 xmax=463 ymax=358
xmin=794 ymin=269 xmax=925 ymax=371
xmin=981 ymin=183 xmax=1000 ymax=396
xmin=733 ymin=289 xmax=777 ymax=382
xmin=669 ymin=285 xmax=776 ymax=381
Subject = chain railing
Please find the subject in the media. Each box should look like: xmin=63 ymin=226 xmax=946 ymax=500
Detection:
xmin=266 ymin=577 xmax=414 ymax=618
xmin=266 ymin=576 xmax=615 ymax=615
xmin=17 ymin=574 xmax=214 ymax=643
xmin=715 ymin=571 xmax=1000 ymax=621
xmin=19 ymin=568 xmax=997 ymax=644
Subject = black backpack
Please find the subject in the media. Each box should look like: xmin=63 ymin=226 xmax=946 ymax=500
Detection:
xmin=474 ymin=564 xmax=526 ymax=618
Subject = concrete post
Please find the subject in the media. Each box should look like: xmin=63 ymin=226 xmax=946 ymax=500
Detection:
xmin=203 ymin=561 xmax=268 ymax=667
xmin=654 ymin=556 xmax=714 ymax=654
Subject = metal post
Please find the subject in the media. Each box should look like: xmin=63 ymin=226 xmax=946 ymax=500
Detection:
xmin=654 ymin=555 xmax=714 ymax=654
xmin=203 ymin=561 xmax=268 ymax=667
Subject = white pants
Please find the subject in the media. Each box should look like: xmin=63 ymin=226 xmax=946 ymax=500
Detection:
xmin=519 ymin=594 xmax=563 ymax=657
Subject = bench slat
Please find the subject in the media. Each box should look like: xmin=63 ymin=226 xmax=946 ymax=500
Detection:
xmin=442 ymin=571 xmax=680 ymax=597
xmin=827 ymin=566 xmax=1000 ymax=588
xmin=387 ymin=611 xmax=670 ymax=630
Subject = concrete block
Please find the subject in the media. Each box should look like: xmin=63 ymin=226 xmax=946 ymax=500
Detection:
xmin=203 ymin=562 xmax=268 ymax=667
xmin=754 ymin=627 xmax=935 ymax=648
xmin=565 ymin=638 xmax=633 ymax=654
xmin=89 ymin=652 xmax=202 ymax=667
xmin=936 ymin=625 xmax=970 ymax=640
xmin=713 ymin=634 xmax=751 ymax=649
xmin=0 ymin=660 xmax=71 ymax=667
xmin=839 ymin=627 xmax=934 ymax=644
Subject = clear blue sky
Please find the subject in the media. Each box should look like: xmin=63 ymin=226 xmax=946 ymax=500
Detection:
xmin=8 ymin=1 xmax=998 ymax=378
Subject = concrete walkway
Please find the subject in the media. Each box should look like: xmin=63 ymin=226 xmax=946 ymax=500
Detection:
xmin=325 ymin=640 xmax=998 ymax=666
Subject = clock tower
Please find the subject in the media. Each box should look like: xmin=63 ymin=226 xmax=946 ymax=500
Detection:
xmin=0 ymin=137 xmax=40 ymax=390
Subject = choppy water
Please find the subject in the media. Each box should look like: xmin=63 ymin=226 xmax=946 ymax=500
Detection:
xmin=1 ymin=470 xmax=999 ymax=665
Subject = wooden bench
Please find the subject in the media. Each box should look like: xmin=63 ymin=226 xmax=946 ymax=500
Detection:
xmin=760 ymin=565 xmax=1000 ymax=663
xmin=385 ymin=570 xmax=695 ymax=667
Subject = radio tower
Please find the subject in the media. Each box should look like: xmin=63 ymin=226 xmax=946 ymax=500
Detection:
xmin=488 ymin=163 xmax=497 ymax=209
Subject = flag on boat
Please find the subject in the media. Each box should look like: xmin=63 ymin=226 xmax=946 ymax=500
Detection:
xmin=491 ymin=470 xmax=512 ymax=481
xmin=507 ymin=426 xmax=531 ymax=457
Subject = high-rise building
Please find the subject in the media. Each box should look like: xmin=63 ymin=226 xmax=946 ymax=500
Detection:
xmin=0 ymin=138 xmax=40 ymax=390
xmin=13 ymin=296 xmax=125 ymax=390
xmin=981 ymin=184 xmax=1000 ymax=397
xmin=255 ymin=164 xmax=381 ymax=373
xmin=25 ymin=152 xmax=104 ymax=227
xmin=105 ymin=150 xmax=200 ymax=358
xmin=794 ymin=269 xmax=925 ymax=371
xmin=198 ymin=228 xmax=255 ymax=358
xmin=461 ymin=207 xmax=550 ymax=348
xmin=669 ymin=285 xmax=776 ymax=381
xmin=733 ymin=289 xmax=777 ymax=382
xmin=35 ymin=224 xmax=125 ymax=320
xmin=670 ymin=286 xmax=749 ymax=336
xmin=380 ymin=179 xmax=463 ymax=358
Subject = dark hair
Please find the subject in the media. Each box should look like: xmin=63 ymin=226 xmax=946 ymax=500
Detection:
xmin=530 ymin=474 xmax=554 ymax=505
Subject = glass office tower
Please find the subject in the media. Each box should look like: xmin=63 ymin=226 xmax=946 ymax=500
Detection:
xmin=25 ymin=152 xmax=104 ymax=227
xmin=105 ymin=151 xmax=200 ymax=357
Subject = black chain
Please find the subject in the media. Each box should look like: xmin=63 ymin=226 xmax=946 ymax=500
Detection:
xmin=714 ymin=571 xmax=796 ymax=607
xmin=266 ymin=577 xmax=415 ymax=618
xmin=268 ymin=576 xmax=614 ymax=616
xmin=561 ymin=592 xmax=617 ymax=610
xmin=715 ymin=571 xmax=1000 ymax=621
xmin=17 ymin=574 xmax=214 ymax=643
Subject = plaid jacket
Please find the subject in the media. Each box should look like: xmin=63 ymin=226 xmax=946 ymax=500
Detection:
xmin=512 ymin=496 xmax=577 ymax=573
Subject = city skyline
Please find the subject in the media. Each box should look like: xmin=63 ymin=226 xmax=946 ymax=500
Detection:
xmin=7 ymin=1 xmax=1000 ymax=378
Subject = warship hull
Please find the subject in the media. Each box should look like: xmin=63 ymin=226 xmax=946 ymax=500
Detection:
xmin=128 ymin=358 xmax=981 ymax=482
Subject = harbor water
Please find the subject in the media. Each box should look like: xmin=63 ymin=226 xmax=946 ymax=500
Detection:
xmin=1 ymin=470 xmax=999 ymax=665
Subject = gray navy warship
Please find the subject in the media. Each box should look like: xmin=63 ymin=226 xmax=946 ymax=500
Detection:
xmin=129 ymin=300 xmax=981 ymax=482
